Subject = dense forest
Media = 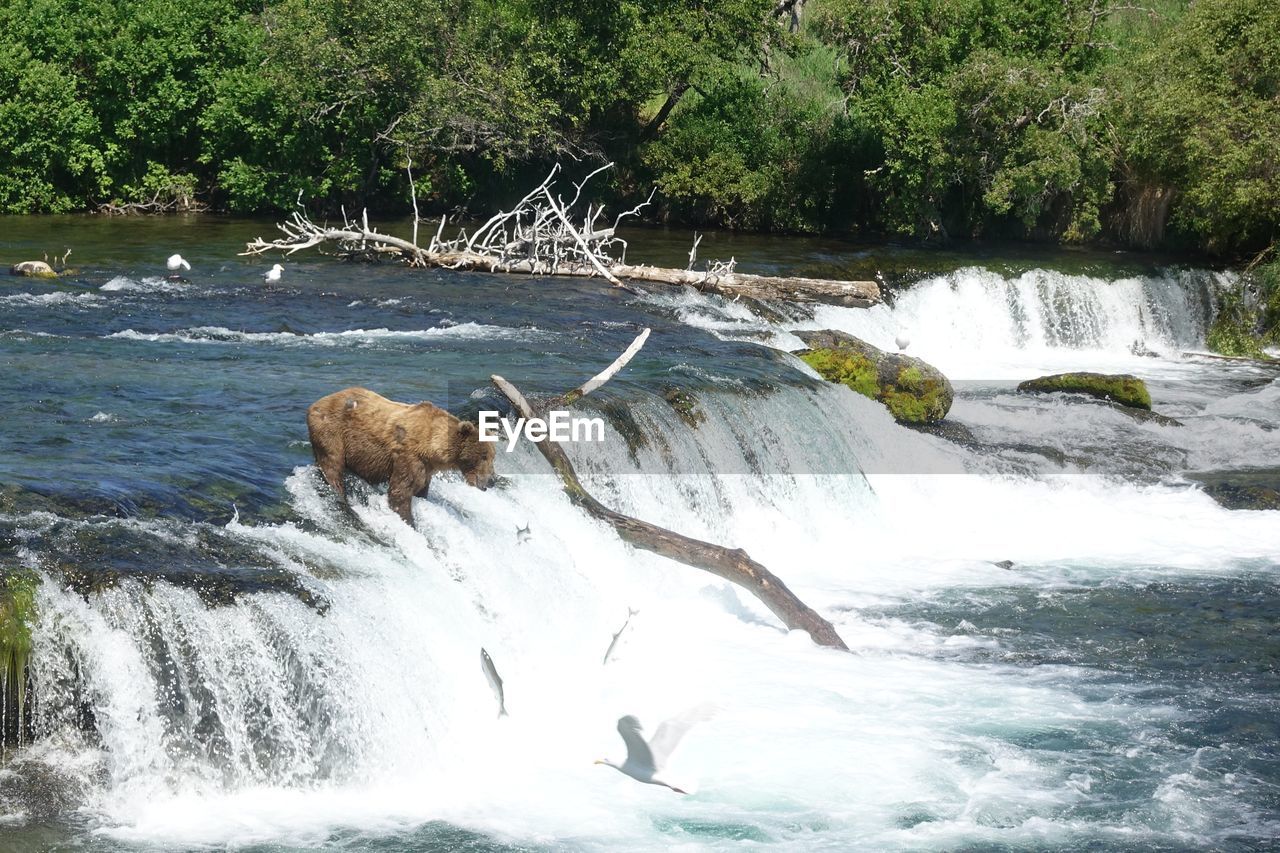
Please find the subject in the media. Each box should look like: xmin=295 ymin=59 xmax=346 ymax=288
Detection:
xmin=0 ymin=0 xmax=1275 ymax=264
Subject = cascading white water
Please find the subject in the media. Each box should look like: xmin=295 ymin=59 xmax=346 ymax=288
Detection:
xmin=812 ymin=267 xmax=1220 ymax=375
xmin=14 ymin=368 xmax=1280 ymax=849
xmin=660 ymin=266 xmax=1224 ymax=379
xmin=6 ymin=262 xmax=1278 ymax=850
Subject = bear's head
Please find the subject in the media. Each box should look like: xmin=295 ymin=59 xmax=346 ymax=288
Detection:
xmin=456 ymin=421 xmax=496 ymax=490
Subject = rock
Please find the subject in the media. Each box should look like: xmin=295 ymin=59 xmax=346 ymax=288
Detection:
xmin=990 ymin=560 xmax=1015 ymax=570
xmin=1129 ymin=341 xmax=1161 ymax=358
xmin=901 ymin=419 xmax=979 ymax=445
xmin=1186 ymin=469 xmax=1280 ymax=511
xmin=1016 ymin=372 xmax=1152 ymax=411
xmin=662 ymin=386 xmax=705 ymax=429
xmin=9 ymin=261 xmax=56 ymax=278
xmin=793 ymin=329 xmax=953 ymax=424
xmin=1102 ymin=400 xmax=1183 ymax=427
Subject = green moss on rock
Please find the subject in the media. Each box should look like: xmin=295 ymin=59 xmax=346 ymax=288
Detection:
xmin=794 ymin=329 xmax=953 ymax=424
xmin=1017 ymin=372 xmax=1152 ymax=410
xmin=798 ymin=348 xmax=880 ymax=400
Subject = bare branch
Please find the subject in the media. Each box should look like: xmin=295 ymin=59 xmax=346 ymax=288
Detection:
xmin=563 ymin=328 xmax=651 ymax=404
xmin=243 ymin=163 xmax=880 ymax=307
xmin=488 ymin=336 xmax=847 ymax=651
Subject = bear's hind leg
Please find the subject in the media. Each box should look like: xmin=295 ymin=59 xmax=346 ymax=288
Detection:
xmin=308 ymin=413 xmax=348 ymax=502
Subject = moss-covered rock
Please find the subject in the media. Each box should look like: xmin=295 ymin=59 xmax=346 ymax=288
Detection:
xmin=1016 ymin=372 xmax=1152 ymax=410
xmin=793 ymin=329 xmax=953 ymax=424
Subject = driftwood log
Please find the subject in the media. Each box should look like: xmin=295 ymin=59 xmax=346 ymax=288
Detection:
xmin=243 ymin=165 xmax=879 ymax=308
xmin=490 ymin=330 xmax=847 ymax=650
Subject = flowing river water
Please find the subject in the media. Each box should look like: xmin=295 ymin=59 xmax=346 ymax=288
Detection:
xmin=0 ymin=216 xmax=1277 ymax=851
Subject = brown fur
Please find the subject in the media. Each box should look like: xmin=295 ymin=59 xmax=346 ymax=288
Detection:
xmin=307 ymin=387 xmax=496 ymax=527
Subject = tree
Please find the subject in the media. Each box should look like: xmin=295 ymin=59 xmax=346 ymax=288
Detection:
xmin=1112 ymin=0 xmax=1280 ymax=254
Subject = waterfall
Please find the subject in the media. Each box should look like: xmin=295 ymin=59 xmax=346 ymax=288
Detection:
xmin=3 ymin=263 xmax=1278 ymax=849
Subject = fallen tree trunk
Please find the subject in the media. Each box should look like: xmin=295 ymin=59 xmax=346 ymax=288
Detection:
xmin=490 ymin=332 xmax=848 ymax=651
xmin=610 ymin=264 xmax=878 ymax=307
xmin=243 ymin=165 xmax=880 ymax=308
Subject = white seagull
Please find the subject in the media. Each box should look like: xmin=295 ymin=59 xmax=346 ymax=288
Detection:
xmin=895 ymin=332 xmax=910 ymax=351
xmin=595 ymin=706 xmax=716 ymax=794
xmin=263 ymin=263 xmax=284 ymax=283
xmin=166 ymin=254 xmax=190 ymax=272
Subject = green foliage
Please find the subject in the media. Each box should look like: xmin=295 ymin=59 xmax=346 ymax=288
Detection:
xmin=1206 ymin=313 xmax=1266 ymax=358
xmin=1206 ymin=257 xmax=1280 ymax=357
xmin=1257 ymin=259 xmax=1280 ymax=345
xmin=643 ymin=74 xmax=865 ymax=230
xmin=1 ymin=570 xmax=38 ymax=730
xmin=0 ymin=43 xmax=105 ymax=212
xmin=0 ymin=0 xmax=1273 ymax=258
xmin=813 ymin=0 xmax=1117 ymax=239
xmin=1112 ymin=0 xmax=1280 ymax=253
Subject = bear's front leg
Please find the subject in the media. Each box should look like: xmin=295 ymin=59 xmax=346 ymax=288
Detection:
xmin=388 ymin=455 xmax=428 ymax=528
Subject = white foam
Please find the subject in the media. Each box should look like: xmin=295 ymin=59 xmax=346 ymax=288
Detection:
xmin=105 ymin=322 xmax=544 ymax=346
xmin=100 ymin=275 xmax=187 ymax=293
xmin=797 ymin=267 xmax=1218 ymax=379
xmin=0 ymin=291 xmax=101 ymax=306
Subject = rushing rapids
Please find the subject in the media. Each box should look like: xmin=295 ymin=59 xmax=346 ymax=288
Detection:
xmin=0 ymin=219 xmax=1277 ymax=850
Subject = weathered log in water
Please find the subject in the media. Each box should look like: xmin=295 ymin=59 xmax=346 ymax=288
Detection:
xmin=489 ymin=333 xmax=848 ymax=651
xmin=243 ymin=165 xmax=880 ymax=308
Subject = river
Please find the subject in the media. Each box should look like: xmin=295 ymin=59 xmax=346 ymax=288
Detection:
xmin=0 ymin=215 xmax=1277 ymax=851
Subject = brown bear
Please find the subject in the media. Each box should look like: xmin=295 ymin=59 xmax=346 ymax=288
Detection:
xmin=307 ymin=387 xmax=496 ymax=528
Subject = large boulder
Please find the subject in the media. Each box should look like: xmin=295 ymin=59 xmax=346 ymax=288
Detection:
xmin=9 ymin=261 xmax=56 ymax=278
xmin=1017 ymin=372 xmax=1151 ymax=410
xmin=793 ymin=329 xmax=953 ymax=424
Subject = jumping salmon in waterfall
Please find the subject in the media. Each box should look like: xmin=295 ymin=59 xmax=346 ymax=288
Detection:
xmin=480 ymin=647 xmax=508 ymax=717
xmin=602 ymin=608 xmax=639 ymax=665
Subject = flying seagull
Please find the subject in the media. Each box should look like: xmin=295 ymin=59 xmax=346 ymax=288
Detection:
xmin=264 ymin=263 xmax=284 ymax=283
xmin=895 ymin=332 xmax=910 ymax=352
xmin=166 ymin=254 xmax=190 ymax=272
xmin=595 ymin=706 xmax=716 ymax=794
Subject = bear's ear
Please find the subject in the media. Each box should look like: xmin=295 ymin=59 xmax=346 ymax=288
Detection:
xmin=458 ymin=421 xmax=476 ymax=437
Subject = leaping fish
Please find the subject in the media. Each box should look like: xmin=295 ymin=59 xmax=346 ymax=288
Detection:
xmin=480 ymin=647 xmax=508 ymax=718
xmin=602 ymin=608 xmax=639 ymax=665
xmin=516 ymin=523 xmax=531 ymax=544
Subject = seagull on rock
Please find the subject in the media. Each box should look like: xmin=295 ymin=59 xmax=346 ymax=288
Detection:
xmin=264 ymin=263 xmax=284 ymax=283
xmin=895 ymin=332 xmax=910 ymax=352
xmin=166 ymin=254 xmax=190 ymax=272
xmin=595 ymin=706 xmax=716 ymax=794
